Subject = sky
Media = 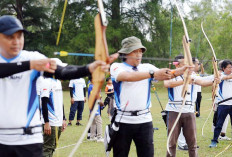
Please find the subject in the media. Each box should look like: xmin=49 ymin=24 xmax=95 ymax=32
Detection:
xmin=162 ymin=0 xmax=202 ymax=16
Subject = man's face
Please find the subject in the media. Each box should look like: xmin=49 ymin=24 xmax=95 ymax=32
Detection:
xmin=194 ymin=59 xmax=200 ymax=72
xmin=0 ymin=31 xmax=24 ymax=59
xmin=176 ymin=58 xmax=185 ymax=68
xmin=126 ymin=48 xmax=143 ymax=66
xmin=223 ymin=64 xmax=232 ymax=75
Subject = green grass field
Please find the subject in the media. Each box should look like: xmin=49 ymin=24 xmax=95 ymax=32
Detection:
xmin=54 ymin=83 xmax=232 ymax=157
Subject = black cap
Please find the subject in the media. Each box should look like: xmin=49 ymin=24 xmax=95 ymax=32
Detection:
xmin=0 ymin=15 xmax=27 ymax=35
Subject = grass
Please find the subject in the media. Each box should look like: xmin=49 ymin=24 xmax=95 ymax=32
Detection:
xmin=54 ymin=82 xmax=232 ymax=157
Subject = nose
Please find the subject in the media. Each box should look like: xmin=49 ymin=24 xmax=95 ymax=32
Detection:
xmin=12 ymin=37 xmax=19 ymax=45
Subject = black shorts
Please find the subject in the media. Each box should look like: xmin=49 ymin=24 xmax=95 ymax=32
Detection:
xmin=0 ymin=143 xmax=43 ymax=157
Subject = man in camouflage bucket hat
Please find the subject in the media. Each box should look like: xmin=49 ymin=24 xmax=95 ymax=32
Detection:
xmin=109 ymin=36 xmax=189 ymax=157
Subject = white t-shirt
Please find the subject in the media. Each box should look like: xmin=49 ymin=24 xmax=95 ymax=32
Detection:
xmin=69 ymin=78 xmax=86 ymax=101
xmin=40 ymin=78 xmax=63 ymax=126
xmin=110 ymin=62 xmax=159 ymax=124
xmin=36 ymin=76 xmax=44 ymax=96
xmin=165 ymin=74 xmax=214 ymax=113
xmin=194 ymin=73 xmax=202 ymax=92
xmin=0 ymin=50 xmax=45 ymax=145
xmin=216 ymin=73 xmax=232 ymax=105
xmin=165 ymin=76 xmax=197 ymax=113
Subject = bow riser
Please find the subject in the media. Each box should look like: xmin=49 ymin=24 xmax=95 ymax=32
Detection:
xmin=212 ymin=58 xmax=219 ymax=100
xmin=181 ymin=35 xmax=194 ymax=98
xmin=68 ymin=3 xmax=109 ymax=156
xmin=88 ymin=13 xmax=109 ymax=111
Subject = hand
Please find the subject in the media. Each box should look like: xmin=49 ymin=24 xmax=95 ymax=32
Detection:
xmin=84 ymin=97 xmax=86 ymax=103
xmin=88 ymin=60 xmax=110 ymax=73
xmin=154 ymin=68 xmax=172 ymax=81
xmin=71 ymin=98 xmax=74 ymax=104
xmin=88 ymin=53 xmax=119 ymax=73
xmin=214 ymin=77 xmax=221 ymax=84
xmin=62 ymin=120 xmax=67 ymax=132
xmin=108 ymin=53 xmax=119 ymax=63
xmin=30 ymin=59 xmax=57 ymax=73
xmin=44 ymin=122 xmax=51 ymax=135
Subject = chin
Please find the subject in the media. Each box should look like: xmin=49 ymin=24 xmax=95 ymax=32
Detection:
xmin=9 ymin=51 xmax=20 ymax=57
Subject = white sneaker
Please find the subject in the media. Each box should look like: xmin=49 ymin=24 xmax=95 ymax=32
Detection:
xmin=88 ymin=137 xmax=97 ymax=141
xmin=97 ymin=137 xmax=104 ymax=142
xmin=219 ymin=135 xmax=231 ymax=140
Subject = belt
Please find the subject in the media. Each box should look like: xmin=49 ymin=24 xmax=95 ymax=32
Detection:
xmin=0 ymin=125 xmax=42 ymax=135
xmin=117 ymin=109 xmax=150 ymax=116
xmin=168 ymin=101 xmax=193 ymax=106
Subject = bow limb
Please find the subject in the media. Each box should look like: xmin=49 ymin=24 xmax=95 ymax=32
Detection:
xmin=68 ymin=1 xmax=109 ymax=156
xmin=201 ymin=22 xmax=220 ymax=136
xmin=167 ymin=1 xmax=193 ymax=156
xmin=166 ymin=36 xmax=193 ymax=156
xmin=215 ymin=142 xmax=232 ymax=157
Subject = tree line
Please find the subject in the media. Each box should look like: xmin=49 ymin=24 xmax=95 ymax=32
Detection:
xmin=0 ymin=0 xmax=231 ymax=73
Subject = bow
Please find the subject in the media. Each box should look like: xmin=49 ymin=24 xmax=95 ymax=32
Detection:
xmin=201 ymin=22 xmax=220 ymax=136
xmin=166 ymin=1 xmax=193 ymax=155
xmin=68 ymin=1 xmax=109 ymax=156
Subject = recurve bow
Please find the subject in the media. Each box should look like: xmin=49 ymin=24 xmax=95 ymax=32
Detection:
xmin=166 ymin=1 xmax=193 ymax=155
xmin=68 ymin=1 xmax=109 ymax=156
xmin=201 ymin=22 xmax=220 ymax=136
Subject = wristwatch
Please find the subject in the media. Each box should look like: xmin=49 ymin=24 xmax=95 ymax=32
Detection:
xmin=149 ymin=70 xmax=154 ymax=78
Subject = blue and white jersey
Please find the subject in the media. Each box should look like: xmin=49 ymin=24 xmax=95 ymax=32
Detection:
xmin=36 ymin=76 xmax=44 ymax=96
xmin=40 ymin=78 xmax=63 ymax=126
xmin=110 ymin=62 xmax=159 ymax=124
xmin=165 ymin=74 xmax=214 ymax=113
xmin=0 ymin=50 xmax=45 ymax=145
xmin=69 ymin=78 xmax=86 ymax=101
xmin=165 ymin=75 xmax=197 ymax=113
xmin=216 ymin=73 xmax=232 ymax=105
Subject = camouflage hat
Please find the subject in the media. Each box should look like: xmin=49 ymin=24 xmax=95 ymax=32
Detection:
xmin=118 ymin=36 xmax=147 ymax=54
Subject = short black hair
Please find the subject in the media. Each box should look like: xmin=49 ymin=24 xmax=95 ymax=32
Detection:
xmin=192 ymin=57 xmax=198 ymax=63
xmin=221 ymin=59 xmax=232 ymax=71
xmin=106 ymin=77 xmax=111 ymax=82
xmin=174 ymin=54 xmax=184 ymax=62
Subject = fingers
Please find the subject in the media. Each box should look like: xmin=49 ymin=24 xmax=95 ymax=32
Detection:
xmin=44 ymin=127 xmax=51 ymax=135
xmin=154 ymin=68 xmax=172 ymax=80
xmin=62 ymin=122 xmax=67 ymax=132
xmin=30 ymin=59 xmax=57 ymax=73
xmin=43 ymin=59 xmax=57 ymax=73
xmin=89 ymin=60 xmax=109 ymax=73
xmin=108 ymin=53 xmax=119 ymax=64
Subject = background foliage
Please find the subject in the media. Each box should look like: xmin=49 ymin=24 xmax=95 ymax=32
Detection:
xmin=1 ymin=0 xmax=232 ymax=72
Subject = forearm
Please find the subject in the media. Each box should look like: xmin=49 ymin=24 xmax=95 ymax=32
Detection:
xmin=0 ymin=61 xmax=30 ymax=78
xmin=194 ymin=79 xmax=213 ymax=87
xmin=222 ymin=75 xmax=232 ymax=80
xmin=117 ymin=71 xmax=150 ymax=82
xmin=70 ymin=87 xmax=73 ymax=98
xmin=164 ymin=80 xmax=183 ymax=88
xmin=171 ymin=67 xmax=185 ymax=78
xmin=63 ymin=105 xmax=66 ymax=120
xmin=44 ymin=65 xmax=91 ymax=80
xmin=83 ymin=88 xmax=86 ymax=97
xmin=105 ymin=91 xmax=114 ymax=94
xmin=41 ymin=97 xmax=49 ymax=123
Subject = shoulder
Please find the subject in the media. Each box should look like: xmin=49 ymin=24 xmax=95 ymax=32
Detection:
xmin=21 ymin=50 xmax=46 ymax=60
xmin=110 ymin=62 xmax=122 ymax=69
xmin=80 ymin=78 xmax=85 ymax=82
xmin=140 ymin=63 xmax=159 ymax=71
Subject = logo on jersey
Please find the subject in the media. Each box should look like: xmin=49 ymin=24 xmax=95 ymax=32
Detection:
xmin=113 ymin=67 xmax=118 ymax=71
xmin=8 ymin=74 xmax=23 ymax=80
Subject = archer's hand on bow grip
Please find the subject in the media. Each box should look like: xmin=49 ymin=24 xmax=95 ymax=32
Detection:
xmin=181 ymin=35 xmax=194 ymax=98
